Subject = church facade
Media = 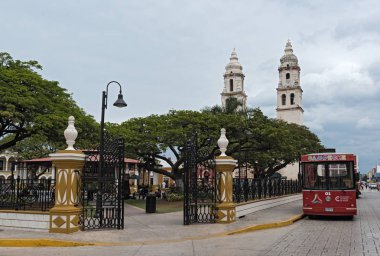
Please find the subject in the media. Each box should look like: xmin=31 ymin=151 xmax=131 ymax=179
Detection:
xmin=220 ymin=41 xmax=304 ymax=180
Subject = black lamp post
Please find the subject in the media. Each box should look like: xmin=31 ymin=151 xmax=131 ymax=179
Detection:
xmin=96 ymin=81 xmax=127 ymax=218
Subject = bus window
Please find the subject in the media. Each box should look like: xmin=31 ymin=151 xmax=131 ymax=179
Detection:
xmin=315 ymin=164 xmax=327 ymax=189
xmin=303 ymin=163 xmax=315 ymax=188
xmin=317 ymin=164 xmax=325 ymax=176
xmin=303 ymin=163 xmax=327 ymax=189
xmin=328 ymin=163 xmax=354 ymax=189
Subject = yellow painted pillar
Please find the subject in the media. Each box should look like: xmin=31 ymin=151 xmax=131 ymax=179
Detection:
xmin=215 ymin=128 xmax=237 ymax=223
xmin=49 ymin=151 xmax=85 ymax=233
xmin=215 ymin=156 xmax=237 ymax=223
xmin=49 ymin=116 xmax=85 ymax=234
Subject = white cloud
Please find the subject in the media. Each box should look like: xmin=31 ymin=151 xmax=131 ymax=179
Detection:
xmin=303 ymin=62 xmax=377 ymax=105
xmin=356 ymin=117 xmax=374 ymax=129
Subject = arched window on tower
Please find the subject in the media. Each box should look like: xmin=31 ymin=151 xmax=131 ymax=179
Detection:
xmin=282 ymin=94 xmax=286 ymax=105
xmin=286 ymin=73 xmax=290 ymax=79
xmin=286 ymin=64 xmax=290 ymax=69
xmin=230 ymin=79 xmax=233 ymax=92
xmin=290 ymin=93 xmax=295 ymax=105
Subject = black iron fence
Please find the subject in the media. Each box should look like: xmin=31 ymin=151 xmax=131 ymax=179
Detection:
xmin=80 ymin=135 xmax=125 ymax=230
xmin=233 ymin=178 xmax=301 ymax=203
xmin=0 ymin=177 xmax=55 ymax=211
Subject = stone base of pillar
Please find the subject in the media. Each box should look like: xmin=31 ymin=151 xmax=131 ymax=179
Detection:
xmin=49 ymin=206 xmax=81 ymax=234
xmin=216 ymin=202 xmax=236 ymax=223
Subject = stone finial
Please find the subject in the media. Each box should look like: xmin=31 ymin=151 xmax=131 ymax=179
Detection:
xmin=64 ymin=116 xmax=78 ymax=150
xmin=217 ymin=128 xmax=229 ymax=156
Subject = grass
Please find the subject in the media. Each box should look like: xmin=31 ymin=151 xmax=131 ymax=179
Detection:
xmin=126 ymin=198 xmax=183 ymax=213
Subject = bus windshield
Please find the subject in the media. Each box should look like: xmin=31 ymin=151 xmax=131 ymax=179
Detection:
xmin=302 ymin=162 xmax=354 ymax=190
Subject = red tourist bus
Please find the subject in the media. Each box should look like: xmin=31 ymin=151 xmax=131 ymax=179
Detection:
xmin=300 ymin=153 xmax=358 ymax=217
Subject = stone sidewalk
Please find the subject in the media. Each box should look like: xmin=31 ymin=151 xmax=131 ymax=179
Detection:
xmin=0 ymin=194 xmax=303 ymax=246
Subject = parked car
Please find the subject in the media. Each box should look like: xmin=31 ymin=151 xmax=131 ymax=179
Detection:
xmin=368 ymin=183 xmax=378 ymax=189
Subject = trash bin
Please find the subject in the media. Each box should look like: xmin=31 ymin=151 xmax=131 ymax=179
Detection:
xmin=146 ymin=194 xmax=156 ymax=213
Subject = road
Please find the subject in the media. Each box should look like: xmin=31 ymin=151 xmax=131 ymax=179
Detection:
xmin=1 ymin=190 xmax=379 ymax=256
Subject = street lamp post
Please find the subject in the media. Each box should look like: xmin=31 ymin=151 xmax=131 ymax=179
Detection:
xmin=96 ymin=81 xmax=127 ymax=219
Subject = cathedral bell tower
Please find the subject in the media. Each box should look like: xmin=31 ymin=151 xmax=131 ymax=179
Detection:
xmin=276 ymin=40 xmax=304 ymax=125
xmin=221 ymin=49 xmax=247 ymax=111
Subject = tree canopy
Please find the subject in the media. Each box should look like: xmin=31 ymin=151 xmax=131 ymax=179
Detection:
xmin=109 ymin=108 xmax=322 ymax=184
xmin=0 ymin=52 xmax=99 ymax=157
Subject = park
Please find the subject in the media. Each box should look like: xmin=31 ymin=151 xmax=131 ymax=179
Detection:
xmin=1 ymin=1 xmax=380 ymax=255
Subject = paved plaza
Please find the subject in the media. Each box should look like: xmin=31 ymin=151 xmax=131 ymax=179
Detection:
xmin=0 ymin=191 xmax=379 ymax=256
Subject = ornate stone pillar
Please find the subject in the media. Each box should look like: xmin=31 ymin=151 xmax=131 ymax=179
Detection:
xmin=49 ymin=116 xmax=85 ymax=234
xmin=215 ymin=128 xmax=237 ymax=223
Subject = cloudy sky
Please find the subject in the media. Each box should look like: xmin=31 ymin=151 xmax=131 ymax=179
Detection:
xmin=2 ymin=0 xmax=380 ymax=173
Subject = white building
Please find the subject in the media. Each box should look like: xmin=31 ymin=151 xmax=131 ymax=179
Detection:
xmin=0 ymin=150 xmax=19 ymax=180
xmin=276 ymin=40 xmax=304 ymax=180
xmin=221 ymin=49 xmax=247 ymax=111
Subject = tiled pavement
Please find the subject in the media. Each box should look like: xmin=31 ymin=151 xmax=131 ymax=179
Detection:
xmin=1 ymin=191 xmax=379 ymax=256
xmin=263 ymin=190 xmax=380 ymax=256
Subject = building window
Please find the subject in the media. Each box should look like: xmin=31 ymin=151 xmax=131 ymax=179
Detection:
xmin=282 ymin=94 xmax=286 ymax=105
xmin=290 ymin=93 xmax=295 ymax=105
xmin=0 ymin=160 xmax=3 ymax=171
xmin=287 ymin=64 xmax=290 ymax=69
xmin=286 ymin=73 xmax=290 ymax=79
xmin=229 ymin=79 xmax=233 ymax=92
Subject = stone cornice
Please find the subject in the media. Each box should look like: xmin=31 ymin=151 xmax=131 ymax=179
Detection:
xmin=276 ymin=106 xmax=304 ymax=112
xmin=49 ymin=152 xmax=86 ymax=162
xmin=276 ymin=86 xmax=303 ymax=92
xmin=221 ymin=92 xmax=248 ymax=97
xmin=223 ymin=73 xmax=245 ymax=78
xmin=215 ymin=157 xmax=237 ymax=165
xmin=278 ymin=66 xmax=301 ymax=72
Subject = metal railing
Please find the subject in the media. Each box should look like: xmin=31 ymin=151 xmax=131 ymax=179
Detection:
xmin=0 ymin=177 xmax=55 ymax=211
xmin=233 ymin=178 xmax=301 ymax=203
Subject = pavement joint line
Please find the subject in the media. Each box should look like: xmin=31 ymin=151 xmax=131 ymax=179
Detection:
xmin=126 ymin=204 xmax=145 ymax=212
xmin=0 ymin=213 xmax=304 ymax=247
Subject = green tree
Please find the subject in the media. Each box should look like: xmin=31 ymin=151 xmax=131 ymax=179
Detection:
xmin=239 ymin=110 xmax=322 ymax=177
xmin=0 ymin=52 xmax=99 ymax=155
xmin=109 ymin=109 xmax=322 ymax=189
xmin=202 ymin=97 xmax=245 ymax=115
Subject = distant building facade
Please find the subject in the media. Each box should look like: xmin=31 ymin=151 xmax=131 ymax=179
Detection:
xmin=0 ymin=150 xmax=19 ymax=180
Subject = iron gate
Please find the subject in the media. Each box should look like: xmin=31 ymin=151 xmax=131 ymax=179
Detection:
xmin=80 ymin=135 xmax=125 ymax=230
xmin=183 ymin=133 xmax=217 ymax=225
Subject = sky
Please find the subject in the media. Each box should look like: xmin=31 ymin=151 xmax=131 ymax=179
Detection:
xmin=2 ymin=0 xmax=380 ymax=173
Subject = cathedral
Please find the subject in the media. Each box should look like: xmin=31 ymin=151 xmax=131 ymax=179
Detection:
xmin=221 ymin=40 xmax=303 ymax=179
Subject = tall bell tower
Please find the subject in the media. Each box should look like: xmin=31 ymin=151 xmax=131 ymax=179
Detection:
xmin=221 ymin=49 xmax=247 ymax=111
xmin=276 ymin=40 xmax=304 ymax=125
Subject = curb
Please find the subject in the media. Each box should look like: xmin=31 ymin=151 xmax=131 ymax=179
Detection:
xmin=0 ymin=239 xmax=95 ymax=247
xmin=226 ymin=213 xmax=305 ymax=236
xmin=0 ymin=214 xmax=305 ymax=247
